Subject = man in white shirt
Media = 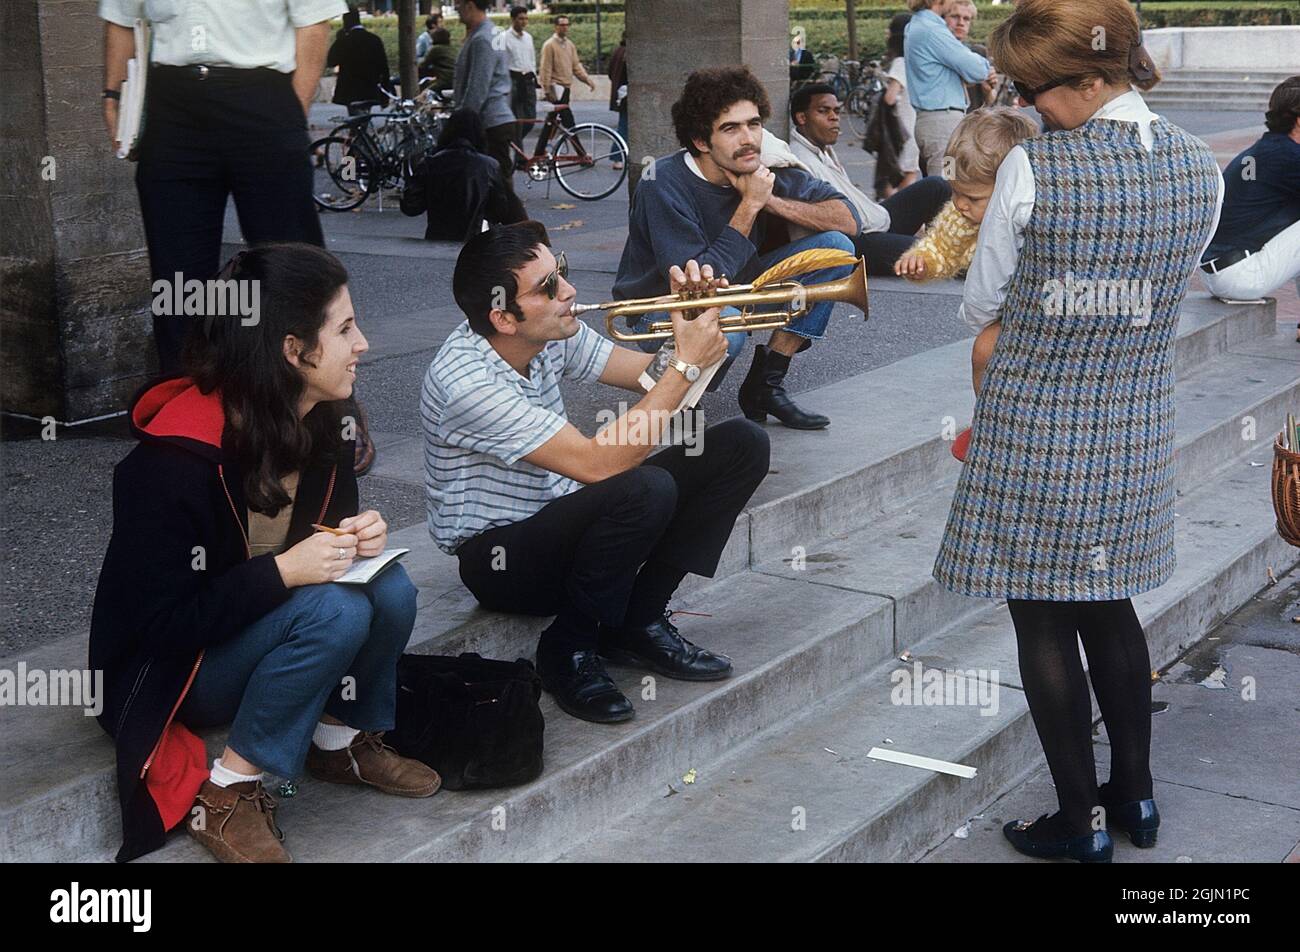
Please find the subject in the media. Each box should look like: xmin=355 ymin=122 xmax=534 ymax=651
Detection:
xmin=789 ymin=83 xmax=950 ymax=276
xmin=494 ymin=5 xmax=538 ymax=153
xmin=99 ymin=0 xmax=343 ymax=368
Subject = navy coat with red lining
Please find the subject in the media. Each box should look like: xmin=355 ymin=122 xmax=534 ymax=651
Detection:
xmin=89 ymin=376 xmax=358 ymax=862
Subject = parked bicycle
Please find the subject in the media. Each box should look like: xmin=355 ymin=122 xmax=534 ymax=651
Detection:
xmin=511 ymin=104 xmax=628 ymax=201
xmin=310 ymin=85 xmax=446 ymax=212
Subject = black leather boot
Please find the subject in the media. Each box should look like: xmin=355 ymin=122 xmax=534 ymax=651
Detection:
xmin=599 ymin=612 xmax=733 ymax=681
xmin=737 ymin=345 xmax=829 ymax=430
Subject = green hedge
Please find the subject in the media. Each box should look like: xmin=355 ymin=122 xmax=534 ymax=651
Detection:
xmin=354 ymin=2 xmax=1294 ymax=83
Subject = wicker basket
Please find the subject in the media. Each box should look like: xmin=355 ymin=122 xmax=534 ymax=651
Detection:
xmin=1271 ymin=432 xmax=1300 ymax=547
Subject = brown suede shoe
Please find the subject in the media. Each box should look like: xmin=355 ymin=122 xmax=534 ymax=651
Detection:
xmin=187 ymin=779 xmax=291 ymax=864
xmin=305 ymin=730 xmax=441 ymax=797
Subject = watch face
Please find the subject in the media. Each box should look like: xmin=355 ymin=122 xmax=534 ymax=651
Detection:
xmin=685 ymin=364 xmax=701 ymax=382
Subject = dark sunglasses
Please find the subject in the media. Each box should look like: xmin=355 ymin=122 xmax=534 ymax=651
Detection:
xmin=528 ymin=251 xmax=568 ymax=300
xmin=1010 ymin=75 xmax=1081 ymax=106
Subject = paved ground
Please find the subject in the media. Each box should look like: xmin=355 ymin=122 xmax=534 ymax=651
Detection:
xmin=922 ymin=564 xmax=1300 ymax=864
xmin=1 ymin=105 xmax=1294 ymax=660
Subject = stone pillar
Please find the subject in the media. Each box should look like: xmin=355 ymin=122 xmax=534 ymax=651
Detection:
xmin=625 ymin=0 xmax=789 ymax=191
xmin=1 ymin=0 xmax=154 ymax=423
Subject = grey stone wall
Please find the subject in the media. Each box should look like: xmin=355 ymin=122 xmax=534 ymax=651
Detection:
xmin=2 ymin=0 xmax=154 ymax=423
xmin=625 ymin=0 xmax=790 ymax=191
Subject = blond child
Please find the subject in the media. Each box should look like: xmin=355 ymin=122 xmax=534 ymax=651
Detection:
xmin=894 ymin=107 xmax=1039 ymax=459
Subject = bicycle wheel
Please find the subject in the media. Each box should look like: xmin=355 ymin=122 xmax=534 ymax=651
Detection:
xmin=550 ymin=123 xmax=628 ymax=201
xmin=843 ymin=83 xmax=875 ymax=141
xmin=309 ymin=135 xmax=372 ymax=211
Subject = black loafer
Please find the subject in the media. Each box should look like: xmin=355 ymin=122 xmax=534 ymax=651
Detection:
xmin=600 ymin=613 xmax=733 ymax=681
xmin=1003 ymin=813 xmax=1114 ymax=863
xmin=536 ymin=648 xmax=634 ymax=724
xmin=1099 ymin=782 xmax=1160 ymax=848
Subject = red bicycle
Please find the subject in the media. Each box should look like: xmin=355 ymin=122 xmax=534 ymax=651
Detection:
xmin=510 ymin=104 xmax=628 ymax=201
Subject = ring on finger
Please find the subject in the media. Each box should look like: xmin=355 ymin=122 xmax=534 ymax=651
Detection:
xmin=337 ymin=548 xmax=346 ymax=561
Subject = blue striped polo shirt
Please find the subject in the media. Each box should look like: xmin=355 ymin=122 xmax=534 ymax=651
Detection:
xmin=420 ymin=319 xmax=614 ymax=553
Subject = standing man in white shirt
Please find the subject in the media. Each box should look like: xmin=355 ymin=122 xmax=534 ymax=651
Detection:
xmin=494 ymin=5 xmax=538 ymax=156
xmin=100 ymin=0 xmax=346 ymax=376
xmin=788 ymin=83 xmax=950 ymax=276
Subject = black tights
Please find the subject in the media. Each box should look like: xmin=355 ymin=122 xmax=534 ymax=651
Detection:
xmin=1006 ymin=598 xmax=1154 ymax=836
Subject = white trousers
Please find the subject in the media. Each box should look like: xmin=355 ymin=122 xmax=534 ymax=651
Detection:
xmin=1201 ymin=218 xmax=1300 ymax=301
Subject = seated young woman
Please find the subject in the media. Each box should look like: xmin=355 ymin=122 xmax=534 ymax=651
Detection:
xmin=89 ymin=243 xmax=438 ymax=865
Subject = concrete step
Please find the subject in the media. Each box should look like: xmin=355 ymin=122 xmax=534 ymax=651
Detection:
xmin=557 ymin=443 xmax=1300 ymax=862
xmin=1147 ymin=96 xmax=1274 ymax=112
xmin=0 ymin=297 xmax=1284 ymax=862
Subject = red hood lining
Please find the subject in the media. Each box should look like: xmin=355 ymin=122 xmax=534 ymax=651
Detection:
xmin=131 ymin=378 xmax=225 ymax=449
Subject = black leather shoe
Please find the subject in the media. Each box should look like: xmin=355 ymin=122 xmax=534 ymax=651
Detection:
xmin=1002 ymin=813 xmax=1114 ymax=863
xmin=1099 ymin=782 xmax=1160 ymax=848
xmin=737 ymin=345 xmax=830 ymax=430
xmin=536 ymin=649 xmax=634 ymax=724
xmin=600 ymin=613 xmax=733 ymax=681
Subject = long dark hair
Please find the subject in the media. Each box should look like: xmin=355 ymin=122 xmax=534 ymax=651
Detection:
xmin=183 ymin=243 xmax=350 ymax=515
xmin=885 ymin=13 xmax=910 ymax=68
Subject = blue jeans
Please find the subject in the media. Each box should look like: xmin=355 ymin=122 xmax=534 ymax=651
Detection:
xmin=630 ymin=230 xmax=858 ymax=354
xmin=178 ymin=565 xmax=418 ymax=779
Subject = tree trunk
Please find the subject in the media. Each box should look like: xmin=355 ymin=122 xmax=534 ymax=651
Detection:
xmin=398 ymin=0 xmax=417 ymax=97
xmin=845 ymin=0 xmax=858 ymax=63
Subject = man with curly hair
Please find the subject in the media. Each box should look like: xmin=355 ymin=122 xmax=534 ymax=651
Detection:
xmin=613 ymin=66 xmax=863 ymax=430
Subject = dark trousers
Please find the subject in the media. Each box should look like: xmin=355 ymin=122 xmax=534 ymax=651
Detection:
xmin=485 ymin=121 xmax=522 ymax=204
xmin=135 ymin=65 xmax=323 ymax=374
xmin=851 ymin=175 xmax=951 ymax=276
xmin=535 ymin=85 xmax=575 ymax=154
xmin=456 ymin=418 xmax=770 ymax=654
xmin=509 ymin=70 xmax=538 ymax=152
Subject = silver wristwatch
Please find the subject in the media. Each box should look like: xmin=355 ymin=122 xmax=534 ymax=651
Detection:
xmin=670 ymin=357 xmax=702 ymax=382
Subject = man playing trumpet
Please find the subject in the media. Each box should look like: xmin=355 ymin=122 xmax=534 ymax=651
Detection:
xmin=614 ymin=66 xmax=863 ymax=429
xmin=420 ymin=221 xmax=770 ymax=724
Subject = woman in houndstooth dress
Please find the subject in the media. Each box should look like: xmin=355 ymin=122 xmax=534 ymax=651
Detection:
xmin=931 ymin=0 xmax=1223 ymax=861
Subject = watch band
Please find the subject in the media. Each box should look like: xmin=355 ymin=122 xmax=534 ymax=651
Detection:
xmin=671 ymin=358 xmax=701 ymax=381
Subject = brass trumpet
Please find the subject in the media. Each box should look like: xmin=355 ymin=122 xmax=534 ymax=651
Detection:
xmin=571 ymin=256 xmax=870 ymax=342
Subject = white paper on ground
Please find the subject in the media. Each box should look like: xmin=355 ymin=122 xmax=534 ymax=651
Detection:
xmin=866 ymin=746 xmax=977 ymax=779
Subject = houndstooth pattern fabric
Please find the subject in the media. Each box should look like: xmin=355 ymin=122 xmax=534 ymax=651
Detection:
xmin=933 ymin=118 xmax=1220 ymax=601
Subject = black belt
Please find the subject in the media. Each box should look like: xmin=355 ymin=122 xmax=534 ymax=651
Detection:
xmin=1201 ymin=247 xmax=1257 ymax=274
xmin=151 ymin=64 xmax=286 ymax=83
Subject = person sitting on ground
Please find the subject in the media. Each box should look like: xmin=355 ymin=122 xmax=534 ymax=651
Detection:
xmin=788 ymin=81 xmax=950 ymax=279
xmin=89 ymin=244 xmax=438 ymax=865
xmin=420 ymin=26 xmax=457 ymax=91
xmin=1199 ymin=75 xmax=1300 ymax=336
xmin=893 ymin=106 xmax=1039 ymax=460
xmin=421 ymin=221 xmax=770 ymax=725
xmin=401 ymin=108 xmax=527 ymax=241
xmin=328 ymin=7 xmax=393 ymax=115
xmin=416 ymin=11 xmax=443 ymax=74
xmin=613 ymin=66 xmax=863 ymax=431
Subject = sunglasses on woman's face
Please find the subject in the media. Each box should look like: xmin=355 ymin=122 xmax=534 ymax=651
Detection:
xmin=1011 ymin=76 xmax=1079 ymax=106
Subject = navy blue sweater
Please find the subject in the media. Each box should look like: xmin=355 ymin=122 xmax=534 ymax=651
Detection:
xmin=613 ymin=150 xmax=859 ymax=301
xmin=1206 ymin=132 xmax=1300 ymax=257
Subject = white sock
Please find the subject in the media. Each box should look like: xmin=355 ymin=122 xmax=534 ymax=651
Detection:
xmin=209 ymin=757 xmax=263 ymax=788
xmin=312 ymin=721 xmax=360 ymax=751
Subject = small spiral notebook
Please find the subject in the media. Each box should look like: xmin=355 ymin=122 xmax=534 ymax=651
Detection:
xmin=335 ymin=548 xmax=410 ymax=585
